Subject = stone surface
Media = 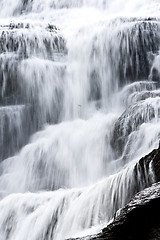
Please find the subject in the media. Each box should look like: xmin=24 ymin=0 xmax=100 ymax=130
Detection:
xmin=91 ymin=182 xmax=160 ymax=240
xmin=69 ymin=146 xmax=160 ymax=240
xmin=111 ymin=99 xmax=160 ymax=158
xmin=70 ymin=183 xmax=160 ymax=240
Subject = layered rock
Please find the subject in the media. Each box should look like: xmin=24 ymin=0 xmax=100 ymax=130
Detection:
xmin=0 ymin=22 xmax=66 ymax=161
xmin=111 ymin=97 xmax=160 ymax=158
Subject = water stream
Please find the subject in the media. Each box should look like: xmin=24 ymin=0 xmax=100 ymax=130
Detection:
xmin=0 ymin=0 xmax=160 ymax=239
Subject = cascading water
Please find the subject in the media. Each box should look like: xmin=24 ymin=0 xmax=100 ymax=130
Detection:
xmin=0 ymin=0 xmax=160 ymax=239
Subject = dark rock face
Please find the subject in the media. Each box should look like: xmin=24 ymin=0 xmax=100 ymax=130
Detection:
xmin=91 ymin=182 xmax=160 ymax=240
xmin=118 ymin=21 xmax=159 ymax=83
xmin=68 ymin=146 xmax=160 ymax=240
xmin=70 ymin=183 xmax=160 ymax=240
xmin=137 ymin=146 xmax=160 ymax=183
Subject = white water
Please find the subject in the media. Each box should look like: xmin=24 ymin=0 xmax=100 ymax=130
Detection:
xmin=0 ymin=0 xmax=160 ymax=239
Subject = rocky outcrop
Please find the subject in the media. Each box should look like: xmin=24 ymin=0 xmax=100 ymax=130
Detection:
xmin=0 ymin=22 xmax=67 ymax=161
xmin=117 ymin=20 xmax=160 ymax=83
xmin=0 ymin=23 xmax=66 ymax=59
xmin=111 ymin=97 xmax=160 ymax=158
xmin=69 ymin=183 xmax=160 ymax=240
xmin=91 ymin=19 xmax=160 ymax=96
xmin=68 ymin=146 xmax=160 ymax=240
xmin=89 ymin=182 xmax=160 ymax=240
xmin=0 ymin=22 xmax=66 ymax=105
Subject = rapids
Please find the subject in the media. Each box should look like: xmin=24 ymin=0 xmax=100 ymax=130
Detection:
xmin=0 ymin=0 xmax=160 ymax=239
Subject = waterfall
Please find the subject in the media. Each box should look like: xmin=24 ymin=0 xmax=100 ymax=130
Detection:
xmin=0 ymin=0 xmax=160 ymax=239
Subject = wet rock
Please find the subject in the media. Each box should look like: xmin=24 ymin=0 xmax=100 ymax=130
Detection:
xmin=118 ymin=21 xmax=160 ymax=83
xmin=111 ymin=98 xmax=160 ymax=158
xmin=91 ymin=19 xmax=160 ymax=94
xmin=89 ymin=182 xmax=160 ymax=240
xmin=118 ymin=81 xmax=157 ymax=107
xmin=0 ymin=105 xmax=35 ymax=161
xmin=0 ymin=22 xmax=66 ymax=105
xmin=0 ymin=28 xmax=66 ymax=58
xmin=0 ymin=55 xmax=21 ymax=105
xmin=116 ymin=19 xmax=160 ymax=84
xmin=0 ymin=22 xmax=67 ymax=162
xmin=68 ymin=147 xmax=160 ymax=240
xmin=133 ymin=146 xmax=160 ymax=189
xmin=69 ymin=183 xmax=160 ymax=240
xmin=47 ymin=24 xmax=59 ymax=32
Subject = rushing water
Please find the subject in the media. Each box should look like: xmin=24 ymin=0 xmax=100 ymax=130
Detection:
xmin=0 ymin=0 xmax=160 ymax=239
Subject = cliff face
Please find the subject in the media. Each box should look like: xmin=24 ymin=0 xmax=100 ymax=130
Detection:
xmin=69 ymin=146 xmax=160 ymax=240
xmin=91 ymin=183 xmax=160 ymax=240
